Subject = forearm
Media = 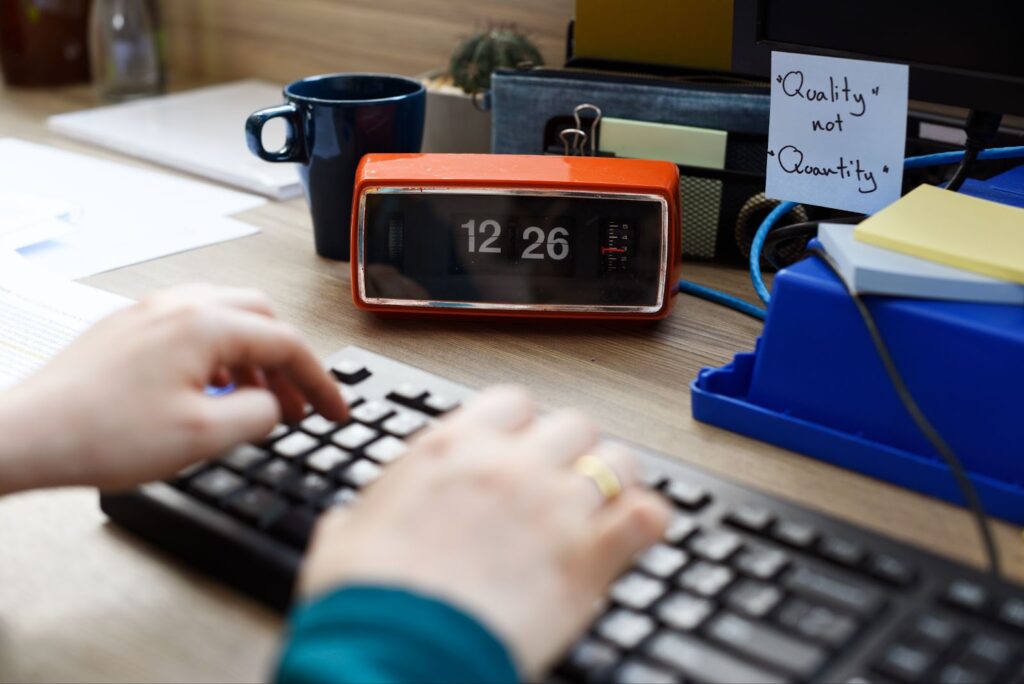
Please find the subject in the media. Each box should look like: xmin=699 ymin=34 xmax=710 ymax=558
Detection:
xmin=276 ymin=584 xmax=520 ymax=684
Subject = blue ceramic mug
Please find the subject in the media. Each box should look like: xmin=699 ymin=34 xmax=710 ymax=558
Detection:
xmin=246 ymin=73 xmax=425 ymax=260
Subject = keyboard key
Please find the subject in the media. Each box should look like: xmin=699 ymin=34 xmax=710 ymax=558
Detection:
xmin=268 ymin=507 xmax=319 ymax=549
xmin=937 ymin=663 xmax=988 ymax=684
xmin=324 ymin=487 xmax=360 ymax=509
xmin=188 ymin=467 xmax=244 ymax=501
xmin=610 ymin=572 xmax=666 ymax=610
xmin=423 ymin=393 xmax=460 ymax=414
xmin=645 ymin=630 xmax=787 ymax=684
xmin=943 ymin=579 xmax=990 ymax=613
xmin=382 ymin=411 xmax=427 ymax=438
xmin=655 ymin=592 xmax=713 ymax=631
xmin=688 ymin=529 xmax=743 ymax=562
xmin=563 ymin=638 xmax=619 ymax=680
xmin=818 ymin=535 xmax=866 ymax=568
xmin=389 ymin=382 xmax=427 ymax=402
xmin=733 ymin=545 xmax=790 ymax=580
xmin=252 ymin=459 xmax=298 ymax=489
xmin=284 ymin=472 xmax=333 ymax=503
xmin=614 ymin=659 xmax=680 ymax=684
xmin=364 ymin=435 xmax=407 ymax=464
xmin=332 ymin=423 xmax=379 ymax=450
xmin=262 ymin=423 xmax=290 ymax=443
xmin=221 ymin=444 xmax=269 ymax=472
xmin=663 ymin=480 xmax=710 ymax=510
xmin=772 ymin=519 xmax=818 ymax=549
xmin=226 ymin=487 xmax=288 ymax=526
xmin=341 ymin=459 xmax=383 ymax=489
xmin=874 ymin=643 xmax=936 ymax=683
xmin=300 ymin=414 xmax=339 ymax=437
xmin=706 ymin=612 xmax=827 ymax=678
xmin=726 ymin=579 xmax=783 ymax=618
xmin=634 ymin=544 xmax=687 ymax=578
xmin=868 ymin=553 xmax=916 ymax=587
xmin=350 ymin=400 xmax=395 ymax=425
xmin=305 ymin=445 xmax=352 ymax=474
xmin=663 ymin=514 xmax=698 ymax=545
xmin=273 ymin=431 xmax=320 ymax=458
xmin=908 ymin=614 xmax=958 ymax=650
xmin=596 ymin=609 xmax=655 ymax=649
xmin=776 ymin=597 xmax=859 ymax=648
xmin=725 ymin=504 xmax=775 ymax=533
xmin=336 ymin=383 xmax=361 ymax=406
xmin=678 ymin=561 xmax=734 ymax=598
xmin=962 ymin=633 xmax=1013 ymax=671
xmin=783 ymin=565 xmax=883 ymax=617
xmin=331 ymin=359 xmax=370 ymax=384
xmin=999 ymin=597 xmax=1024 ymax=631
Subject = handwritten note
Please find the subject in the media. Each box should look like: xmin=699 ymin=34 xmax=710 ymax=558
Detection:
xmin=765 ymin=51 xmax=909 ymax=214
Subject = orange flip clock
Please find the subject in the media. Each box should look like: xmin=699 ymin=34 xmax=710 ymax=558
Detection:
xmin=350 ymin=154 xmax=681 ymax=319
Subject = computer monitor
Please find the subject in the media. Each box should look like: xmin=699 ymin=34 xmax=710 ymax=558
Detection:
xmin=732 ymin=0 xmax=1024 ymax=117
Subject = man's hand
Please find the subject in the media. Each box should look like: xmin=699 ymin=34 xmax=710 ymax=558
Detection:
xmin=301 ymin=386 xmax=670 ymax=679
xmin=0 ymin=285 xmax=345 ymax=494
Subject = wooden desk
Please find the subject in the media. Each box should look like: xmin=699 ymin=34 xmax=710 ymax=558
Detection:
xmin=0 ymin=84 xmax=1020 ymax=684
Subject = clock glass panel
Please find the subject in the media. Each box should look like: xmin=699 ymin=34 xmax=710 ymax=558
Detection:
xmin=360 ymin=191 xmax=666 ymax=308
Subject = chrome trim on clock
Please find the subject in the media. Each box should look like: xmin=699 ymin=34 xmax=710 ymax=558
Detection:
xmin=355 ymin=187 xmax=670 ymax=314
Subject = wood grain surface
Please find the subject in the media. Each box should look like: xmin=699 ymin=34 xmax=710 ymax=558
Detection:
xmin=159 ymin=0 xmax=575 ymax=84
xmin=0 ymin=82 xmax=1020 ymax=683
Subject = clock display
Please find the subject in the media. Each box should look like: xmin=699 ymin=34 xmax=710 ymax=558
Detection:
xmin=360 ymin=190 xmax=667 ymax=310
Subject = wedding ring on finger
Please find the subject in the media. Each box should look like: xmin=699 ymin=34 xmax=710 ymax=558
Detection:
xmin=572 ymin=453 xmax=623 ymax=502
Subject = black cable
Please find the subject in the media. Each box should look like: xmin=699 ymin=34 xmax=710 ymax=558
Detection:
xmin=809 ymin=248 xmax=1002 ymax=579
xmin=762 ymin=216 xmax=864 ymax=269
xmin=946 ymin=110 xmax=1003 ymax=192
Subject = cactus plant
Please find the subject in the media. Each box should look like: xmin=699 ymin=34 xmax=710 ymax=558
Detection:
xmin=449 ymin=25 xmax=544 ymax=94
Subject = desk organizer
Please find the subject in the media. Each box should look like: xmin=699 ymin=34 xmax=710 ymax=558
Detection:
xmin=691 ymin=250 xmax=1024 ymax=524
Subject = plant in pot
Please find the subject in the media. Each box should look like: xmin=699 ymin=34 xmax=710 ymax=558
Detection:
xmin=419 ymin=25 xmax=544 ymax=153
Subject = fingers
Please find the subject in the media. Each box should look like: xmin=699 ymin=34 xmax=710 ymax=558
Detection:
xmin=443 ymin=385 xmax=536 ymax=434
xmin=581 ymin=489 xmax=670 ymax=590
xmin=265 ymin=368 xmax=308 ymax=423
xmin=564 ymin=441 xmax=637 ymax=511
xmin=518 ymin=409 xmax=599 ymax=467
xmin=203 ymin=309 xmax=346 ymax=422
xmin=151 ymin=285 xmax=276 ymax=318
xmin=189 ymin=388 xmax=281 ymax=458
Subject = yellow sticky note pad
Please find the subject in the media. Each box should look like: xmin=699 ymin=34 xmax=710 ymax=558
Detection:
xmin=855 ymin=185 xmax=1024 ymax=285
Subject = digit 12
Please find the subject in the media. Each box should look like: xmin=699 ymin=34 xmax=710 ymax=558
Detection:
xmin=461 ymin=218 xmax=502 ymax=253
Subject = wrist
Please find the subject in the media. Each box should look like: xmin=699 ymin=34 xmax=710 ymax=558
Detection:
xmin=0 ymin=381 xmax=82 ymax=494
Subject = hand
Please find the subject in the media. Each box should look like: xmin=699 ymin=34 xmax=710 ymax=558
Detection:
xmin=301 ymin=386 xmax=669 ymax=678
xmin=0 ymin=285 xmax=346 ymax=494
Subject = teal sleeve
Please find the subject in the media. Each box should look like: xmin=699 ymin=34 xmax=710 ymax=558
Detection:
xmin=275 ymin=584 xmax=521 ymax=684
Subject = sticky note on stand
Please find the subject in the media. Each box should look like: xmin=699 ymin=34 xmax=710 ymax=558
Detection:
xmin=855 ymin=184 xmax=1024 ymax=285
xmin=766 ymin=52 xmax=909 ymax=214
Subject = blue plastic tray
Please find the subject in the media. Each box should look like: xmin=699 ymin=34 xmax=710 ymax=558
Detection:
xmin=691 ymin=168 xmax=1024 ymax=523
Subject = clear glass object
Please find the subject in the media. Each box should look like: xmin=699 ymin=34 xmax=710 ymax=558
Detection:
xmin=88 ymin=0 xmax=164 ymax=101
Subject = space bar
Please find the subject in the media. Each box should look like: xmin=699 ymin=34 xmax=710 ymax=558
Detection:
xmin=645 ymin=631 xmax=790 ymax=684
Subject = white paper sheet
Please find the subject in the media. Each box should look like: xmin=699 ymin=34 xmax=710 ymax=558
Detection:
xmin=0 ymin=252 xmax=130 ymax=390
xmin=0 ymin=139 xmax=265 ymax=278
xmin=765 ymin=52 xmax=909 ymax=214
xmin=0 ymin=192 xmax=78 ymax=249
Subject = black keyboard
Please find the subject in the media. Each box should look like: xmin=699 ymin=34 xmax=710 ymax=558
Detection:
xmin=101 ymin=346 xmax=1024 ymax=684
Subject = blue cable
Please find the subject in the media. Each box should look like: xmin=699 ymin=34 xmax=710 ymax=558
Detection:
xmin=750 ymin=145 xmax=1024 ymax=307
xmin=677 ymin=279 xmax=766 ymax=321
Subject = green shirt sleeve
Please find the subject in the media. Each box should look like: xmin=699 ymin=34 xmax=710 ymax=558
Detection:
xmin=275 ymin=584 xmax=521 ymax=684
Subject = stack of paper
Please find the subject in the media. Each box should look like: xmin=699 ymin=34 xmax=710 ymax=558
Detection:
xmin=47 ymin=80 xmax=301 ymax=200
xmin=819 ymin=223 xmax=1024 ymax=304
xmin=820 ymin=184 xmax=1024 ymax=304
xmin=854 ymin=185 xmax=1024 ymax=286
xmin=0 ymin=252 xmax=130 ymax=389
xmin=0 ymin=139 xmax=265 ymax=279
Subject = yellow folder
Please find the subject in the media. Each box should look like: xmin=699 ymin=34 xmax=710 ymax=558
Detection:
xmin=854 ymin=185 xmax=1024 ymax=285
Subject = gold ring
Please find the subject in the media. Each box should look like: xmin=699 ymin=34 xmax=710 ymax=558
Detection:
xmin=573 ymin=454 xmax=623 ymax=502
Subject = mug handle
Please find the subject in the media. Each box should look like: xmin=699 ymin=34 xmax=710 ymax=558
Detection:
xmin=245 ymin=103 xmax=306 ymax=163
